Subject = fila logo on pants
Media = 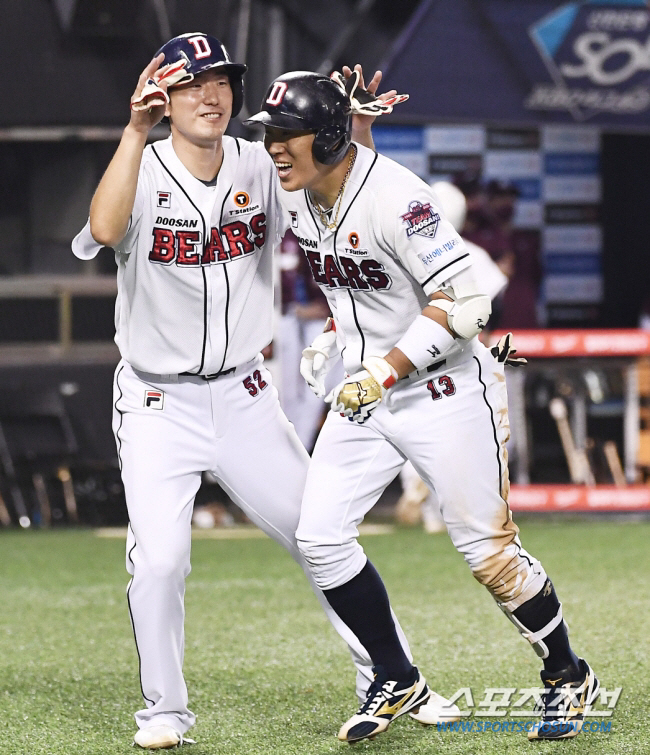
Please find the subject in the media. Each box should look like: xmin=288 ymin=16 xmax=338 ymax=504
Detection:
xmin=144 ymin=390 xmax=164 ymax=410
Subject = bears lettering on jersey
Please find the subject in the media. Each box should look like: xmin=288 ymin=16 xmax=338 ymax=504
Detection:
xmin=304 ymin=250 xmax=391 ymax=292
xmin=148 ymin=213 xmax=266 ymax=266
xmin=177 ymin=231 xmax=202 ymax=265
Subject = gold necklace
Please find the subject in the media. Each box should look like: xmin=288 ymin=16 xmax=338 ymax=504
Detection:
xmin=311 ymin=145 xmax=357 ymax=231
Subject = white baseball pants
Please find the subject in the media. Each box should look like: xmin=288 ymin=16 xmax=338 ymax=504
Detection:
xmin=113 ymin=357 xmax=411 ymax=733
xmin=297 ymin=341 xmax=547 ymax=611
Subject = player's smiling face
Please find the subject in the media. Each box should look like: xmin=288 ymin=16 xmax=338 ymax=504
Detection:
xmin=263 ymin=127 xmax=330 ymax=192
xmin=167 ymin=71 xmax=232 ymax=146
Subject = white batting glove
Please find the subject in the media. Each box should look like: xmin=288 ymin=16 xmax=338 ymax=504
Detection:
xmin=131 ymin=59 xmax=188 ymax=112
xmin=330 ymin=69 xmax=409 ymax=116
xmin=300 ymin=318 xmax=339 ymax=398
xmin=326 ymin=356 xmax=398 ymax=424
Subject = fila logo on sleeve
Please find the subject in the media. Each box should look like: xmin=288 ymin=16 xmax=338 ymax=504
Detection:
xmin=144 ymin=390 xmax=164 ymax=410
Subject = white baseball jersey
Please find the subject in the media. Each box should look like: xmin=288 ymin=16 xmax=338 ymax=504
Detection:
xmin=278 ymin=143 xmax=472 ymax=375
xmin=73 ymin=135 xmax=287 ymax=375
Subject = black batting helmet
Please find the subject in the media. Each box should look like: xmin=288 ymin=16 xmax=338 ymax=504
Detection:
xmin=156 ymin=33 xmax=247 ymax=117
xmin=245 ymin=71 xmax=352 ymax=165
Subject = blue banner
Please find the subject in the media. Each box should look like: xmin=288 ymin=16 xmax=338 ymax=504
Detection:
xmin=381 ymin=0 xmax=650 ymax=129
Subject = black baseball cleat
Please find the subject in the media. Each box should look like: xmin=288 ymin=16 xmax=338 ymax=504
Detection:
xmin=528 ymin=658 xmax=600 ymax=740
xmin=338 ymin=665 xmax=431 ymax=743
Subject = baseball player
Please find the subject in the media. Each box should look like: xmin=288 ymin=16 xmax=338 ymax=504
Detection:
xmin=73 ymin=36 xmax=455 ymax=749
xmin=247 ymin=71 xmax=599 ymax=743
xmin=396 ymin=181 xmax=510 ymax=532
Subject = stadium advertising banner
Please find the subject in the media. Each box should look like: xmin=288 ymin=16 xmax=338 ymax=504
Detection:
xmin=527 ymin=0 xmax=650 ymax=122
xmin=374 ymin=123 xmax=602 ymax=325
xmin=382 ymin=0 xmax=650 ymax=129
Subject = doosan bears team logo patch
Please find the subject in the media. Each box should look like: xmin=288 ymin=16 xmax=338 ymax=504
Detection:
xmin=401 ymin=201 xmax=440 ymax=239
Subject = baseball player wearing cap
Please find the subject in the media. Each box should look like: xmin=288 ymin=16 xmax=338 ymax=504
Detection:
xmin=75 ymin=36 xmax=455 ymax=750
xmin=247 ymin=71 xmax=598 ymax=744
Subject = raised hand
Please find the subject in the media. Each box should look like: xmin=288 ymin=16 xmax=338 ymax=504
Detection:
xmin=129 ymin=54 xmax=170 ymax=133
xmin=336 ymin=64 xmax=408 ymax=136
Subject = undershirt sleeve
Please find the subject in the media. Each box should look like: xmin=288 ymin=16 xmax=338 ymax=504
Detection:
xmin=71 ymin=219 xmax=102 ymax=260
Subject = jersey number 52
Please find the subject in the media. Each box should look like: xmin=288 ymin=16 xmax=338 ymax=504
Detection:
xmin=243 ymin=370 xmax=268 ymax=397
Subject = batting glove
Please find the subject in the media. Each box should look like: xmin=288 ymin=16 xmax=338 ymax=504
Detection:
xmin=300 ymin=318 xmax=339 ymax=398
xmin=330 ymin=70 xmax=409 ymax=116
xmin=490 ymin=332 xmax=527 ymax=367
xmin=131 ymin=59 xmax=188 ymax=112
xmin=326 ymin=356 xmax=398 ymax=424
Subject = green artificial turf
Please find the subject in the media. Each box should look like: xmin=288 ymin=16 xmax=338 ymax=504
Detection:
xmin=0 ymin=519 xmax=648 ymax=754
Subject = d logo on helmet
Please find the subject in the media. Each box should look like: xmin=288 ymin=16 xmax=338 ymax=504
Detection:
xmin=187 ymin=36 xmax=212 ymax=59
xmin=266 ymin=82 xmax=288 ymax=106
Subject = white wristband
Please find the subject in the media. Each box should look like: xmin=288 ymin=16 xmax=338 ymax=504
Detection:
xmin=394 ymin=315 xmax=456 ymax=371
xmin=362 ymin=356 xmax=398 ymax=390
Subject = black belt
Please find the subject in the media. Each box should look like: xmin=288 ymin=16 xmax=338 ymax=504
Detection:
xmin=400 ymin=358 xmax=446 ymax=381
xmin=424 ymin=358 xmax=446 ymax=373
xmin=180 ymin=367 xmax=236 ymax=381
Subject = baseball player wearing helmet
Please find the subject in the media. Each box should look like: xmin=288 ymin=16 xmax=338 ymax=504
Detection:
xmin=73 ymin=36 xmax=453 ymax=749
xmin=396 ymin=181 xmax=511 ymax=532
xmin=247 ymin=71 xmax=598 ymax=744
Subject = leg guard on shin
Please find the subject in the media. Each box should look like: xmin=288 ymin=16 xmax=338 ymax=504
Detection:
xmin=499 ymin=579 xmax=566 ymax=659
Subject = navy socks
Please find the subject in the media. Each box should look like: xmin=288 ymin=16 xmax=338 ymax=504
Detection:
xmin=323 ymin=560 xmax=414 ymax=681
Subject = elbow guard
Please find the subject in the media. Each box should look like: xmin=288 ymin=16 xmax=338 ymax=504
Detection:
xmin=428 ymin=295 xmax=491 ymax=339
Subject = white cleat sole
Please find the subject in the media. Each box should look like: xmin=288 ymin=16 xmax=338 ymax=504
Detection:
xmin=409 ymin=691 xmax=461 ymax=725
xmin=133 ymin=725 xmax=195 ymax=749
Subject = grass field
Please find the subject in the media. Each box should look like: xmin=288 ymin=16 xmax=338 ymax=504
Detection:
xmin=1 ymin=519 xmax=648 ymax=755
